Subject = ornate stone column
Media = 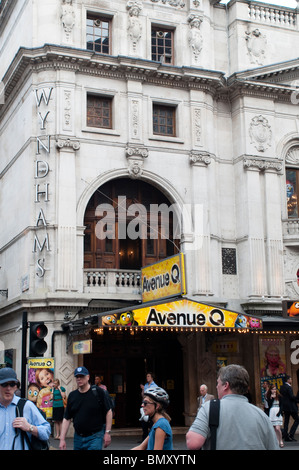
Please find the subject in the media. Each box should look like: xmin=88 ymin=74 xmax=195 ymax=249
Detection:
xmin=242 ymin=157 xmax=283 ymax=298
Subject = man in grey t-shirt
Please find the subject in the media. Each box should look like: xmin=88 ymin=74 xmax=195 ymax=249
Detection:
xmin=186 ymin=364 xmax=278 ymax=450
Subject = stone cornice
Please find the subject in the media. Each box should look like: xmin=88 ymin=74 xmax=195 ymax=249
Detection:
xmin=228 ymin=57 xmax=299 ymax=85
xmin=0 ymin=44 xmax=226 ymax=107
xmin=1 ymin=44 xmax=298 ymax=115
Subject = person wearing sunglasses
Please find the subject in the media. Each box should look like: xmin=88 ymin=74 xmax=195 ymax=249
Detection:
xmin=132 ymin=386 xmax=173 ymax=450
xmin=0 ymin=367 xmax=51 ymax=450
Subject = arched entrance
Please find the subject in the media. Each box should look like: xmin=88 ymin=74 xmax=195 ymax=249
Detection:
xmin=83 ymin=178 xmax=180 ymax=269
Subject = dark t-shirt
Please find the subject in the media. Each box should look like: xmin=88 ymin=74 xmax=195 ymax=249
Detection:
xmin=64 ymin=386 xmax=111 ymax=435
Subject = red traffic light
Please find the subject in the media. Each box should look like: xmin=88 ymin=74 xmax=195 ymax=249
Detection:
xmin=29 ymin=322 xmax=48 ymax=357
xmin=35 ymin=324 xmax=48 ymax=339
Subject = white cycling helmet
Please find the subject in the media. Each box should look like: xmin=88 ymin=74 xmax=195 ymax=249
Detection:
xmin=144 ymin=386 xmax=170 ymax=408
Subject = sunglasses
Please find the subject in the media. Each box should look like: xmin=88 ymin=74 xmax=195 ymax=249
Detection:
xmin=0 ymin=382 xmax=17 ymax=388
xmin=142 ymin=400 xmax=155 ymax=406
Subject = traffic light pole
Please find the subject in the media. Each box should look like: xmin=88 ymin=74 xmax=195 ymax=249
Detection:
xmin=21 ymin=311 xmax=28 ymax=397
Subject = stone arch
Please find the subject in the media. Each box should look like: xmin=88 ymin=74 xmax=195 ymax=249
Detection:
xmin=77 ymin=168 xmax=186 ymax=228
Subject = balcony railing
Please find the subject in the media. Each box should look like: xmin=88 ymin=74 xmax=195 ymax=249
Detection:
xmin=283 ymin=219 xmax=299 ymax=243
xmin=83 ymin=269 xmax=142 ymax=298
xmin=248 ymin=4 xmax=296 ymax=28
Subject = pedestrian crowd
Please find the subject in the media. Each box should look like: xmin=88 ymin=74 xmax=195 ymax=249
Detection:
xmin=1 ymin=363 xmax=299 ymax=451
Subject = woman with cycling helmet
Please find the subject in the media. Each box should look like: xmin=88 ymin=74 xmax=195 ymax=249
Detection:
xmin=132 ymin=386 xmax=173 ymax=450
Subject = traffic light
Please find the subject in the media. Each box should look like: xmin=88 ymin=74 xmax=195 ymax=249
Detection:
xmin=29 ymin=322 xmax=48 ymax=357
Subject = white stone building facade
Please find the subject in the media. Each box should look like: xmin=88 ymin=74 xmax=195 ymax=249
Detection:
xmin=1 ymin=0 xmax=299 ymax=426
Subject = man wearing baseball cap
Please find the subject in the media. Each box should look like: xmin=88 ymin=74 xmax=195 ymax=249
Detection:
xmin=59 ymin=366 xmax=112 ymax=450
xmin=0 ymin=368 xmax=51 ymax=450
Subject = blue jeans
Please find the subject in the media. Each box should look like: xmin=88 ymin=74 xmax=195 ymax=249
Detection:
xmin=74 ymin=431 xmax=103 ymax=450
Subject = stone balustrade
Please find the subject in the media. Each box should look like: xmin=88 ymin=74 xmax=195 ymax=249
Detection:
xmin=84 ymin=269 xmax=142 ymax=297
xmin=248 ymin=3 xmax=297 ymax=28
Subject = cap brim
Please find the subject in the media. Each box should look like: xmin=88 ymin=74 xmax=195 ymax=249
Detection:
xmin=0 ymin=378 xmax=18 ymax=384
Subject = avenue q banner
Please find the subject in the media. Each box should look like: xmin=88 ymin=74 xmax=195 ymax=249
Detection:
xmin=99 ymin=298 xmax=263 ymax=330
xmin=141 ymin=253 xmax=186 ymax=303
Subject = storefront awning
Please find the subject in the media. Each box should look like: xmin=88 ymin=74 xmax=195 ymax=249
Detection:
xmin=97 ymin=297 xmax=263 ymax=331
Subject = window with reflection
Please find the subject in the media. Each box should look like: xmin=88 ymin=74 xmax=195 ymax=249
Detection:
xmin=151 ymin=28 xmax=173 ymax=64
xmin=87 ymin=14 xmax=111 ymax=54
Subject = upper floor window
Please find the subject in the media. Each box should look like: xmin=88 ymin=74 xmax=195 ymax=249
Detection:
xmin=151 ymin=27 xmax=173 ymax=64
xmin=87 ymin=14 xmax=111 ymax=54
xmin=153 ymin=104 xmax=176 ymax=137
xmin=286 ymin=168 xmax=299 ymax=218
xmin=87 ymin=94 xmax=112 ymax=129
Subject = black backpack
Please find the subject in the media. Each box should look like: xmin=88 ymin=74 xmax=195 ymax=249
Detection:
xmin=209 ymin=399 xmax=220 ymax=450
xmin=12 ymin=398 xmax=49 ymax=450
xmin=91 ymin=385 xmax=114 ymax=411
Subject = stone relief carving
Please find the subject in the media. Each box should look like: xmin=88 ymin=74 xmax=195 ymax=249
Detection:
xmin=249 ymin=115 xmax=272 ymax=152
xmin=245 ymin=28 xmax=267 ymax=65
xmin=187 ymin=15 xmax=203 ymax=62
xmin=193 ymin=108 xmax=201 ymax=145
xmin=61 ymin=0 xmax=75 ymax=41
xmin=149 ymin=0 xmax=185 ymax=7
xmin=243 ymin=157 xmax=282 ymax=173
xmin=190 ymin=150 xmax=211 ymax=166
xmin=63 ymin=90 xmax=72 ymax=131
xmin=126 ymin=145 xmax=148 ymax=178
xmin=131 ymin=99 xmax=140 ymax=138
xmin=286 ymin=146 xmax=299 ymax=165
xmin=56 ymin=138 xmax=80 ymax=151
xmin=126 ymin=1 xmax=142 ymax=52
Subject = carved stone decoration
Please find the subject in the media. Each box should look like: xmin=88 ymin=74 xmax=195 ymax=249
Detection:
xmin=187 ymin=15 xmax=203 ymax=62
xmin=286 ymin=146 xmax=299 ymax=165
xmin=190 ymin=150 xmax=211 ymax=167
xmin=131 ymin=99 xmax=140 ymax=138
xmin=56 ymin=138 xmax=80 ymax=151
xmin=193 ymin=108 xmax=202 ymax=145
xmin=243 ymin=157 xmax=282 ymax=173
xmin=126 ymin=145 xmax=148 ymax=179
xmin=126 ymin=1 xmax=142 ymax=52
xmin=61 ymin=0 xmax=75 ymax=41
xmin=249 ymin=115 xmax=272 ymax=152
xmin=149 ymin=0 xmax=185 ymax=7
xmin=63 ymin=89 xmax=72 ymax=131
xmin=245 ymin=28 xmax=267 ymax=65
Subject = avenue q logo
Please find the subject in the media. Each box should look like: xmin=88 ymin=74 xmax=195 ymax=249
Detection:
xmin=99 ymin=299 xmax=263 ymax=330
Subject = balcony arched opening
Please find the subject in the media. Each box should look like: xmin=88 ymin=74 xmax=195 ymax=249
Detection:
xmin=83 ymin=178 xmax=180 ymax=273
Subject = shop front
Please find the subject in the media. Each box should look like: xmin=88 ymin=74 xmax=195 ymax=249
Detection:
xmin=75 ymin=297 xmax=262 ymax=427
xmin=62 ymin=254 xmax=299 ymax=428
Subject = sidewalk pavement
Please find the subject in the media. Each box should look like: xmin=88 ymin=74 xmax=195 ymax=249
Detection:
xmin=49 ymin=427 xmax=299 ymax=451
xmin=49 ymin=427 xmax=188 ymax=450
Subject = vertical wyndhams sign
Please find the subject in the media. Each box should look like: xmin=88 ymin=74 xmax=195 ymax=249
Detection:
xmin=33 ymin=87 xmax=53 ymax=278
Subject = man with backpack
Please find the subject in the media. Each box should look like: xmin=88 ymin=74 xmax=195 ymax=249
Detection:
xmin=0 ymin=367 xmax=51 ymax=450
xmin=186 ymin=364 xmax=278 ymax=450
xmin=59 ymin=366 xmax=112 ymax=450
